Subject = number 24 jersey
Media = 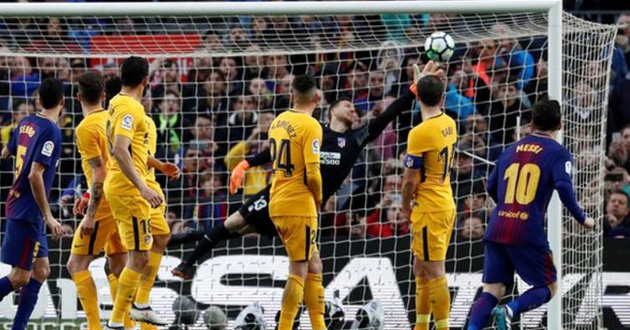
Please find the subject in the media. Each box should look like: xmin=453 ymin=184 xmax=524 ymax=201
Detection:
xmin=268 ymin=110 xmax=322 ymax=218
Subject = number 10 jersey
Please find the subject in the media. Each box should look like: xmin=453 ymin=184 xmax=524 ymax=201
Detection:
xmin=268 ymin=110 xmax=322 ymax=218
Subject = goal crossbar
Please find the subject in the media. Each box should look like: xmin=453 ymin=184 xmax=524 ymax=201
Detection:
xmin=0 ymin=0 xmax=562 ymax=17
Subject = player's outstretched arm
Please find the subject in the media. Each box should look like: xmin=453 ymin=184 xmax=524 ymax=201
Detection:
xmin=552 ymin=154 xmax=589 ymax=227
xmin=229 ymin=148 xmax=272 ymax=195
xmin=148 ymin=154 xmax=180 ymax=180
xmin=112 ymin=135 xmax=162 ymax=208
xmin=29 ymin=162 xmax=64 ymax=239
xmin=80 ymin=156 xmax=107 ymax=236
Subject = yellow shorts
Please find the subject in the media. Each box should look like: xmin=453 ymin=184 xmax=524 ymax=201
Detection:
xmin=109 ymin=195 xmax=153 ymax=251
xmin=272 ymin=216 xmax=318 ymax=262
xmin=71 ymin=214 xmax=127 ymax=256
xmin=411 ymin=210 xmax=456 ymax=261
xmin=150 ymin=203 xmax=170 ymax=236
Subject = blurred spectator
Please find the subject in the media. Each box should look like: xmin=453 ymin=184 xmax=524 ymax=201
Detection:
xmin=243 ymin=45 xmax=267 ymax=80
xmin=0 ymin=99 xmax=34 ymax=147
xmin=492 ymin=23 xmax=535 ymax=89
xmin=26 ymin=18 xmax=82 ymax=53
xmin=453 ymin=142 xmax=485 ymax=210
xmin=459 ymin=212 xmax=486 ymax=241
xmin=266 ymin=54 xmax=290 ymax=85
xmin=249 ymin=77 xmax=273 ymax=110
xmin=345 ymin=61 xmax=369 ymax=100
xmin=365 ymin=200 xmax=410 ymax=238
xmin=224 ymin=110 xmax=274 ymax=197
xmin=484 ymin=75 xmax=530 ymax=145
xmin=333 ymin=210 xmax=367 ymax=238
xmin=366 ymin=96 xmax=398 ymax=161
xmin=219 ymin=56 xmax=243 ymax=95
xmin=355 ymin=70 xmax=385 ymax=113
xmin=445 ymin=69 xmax=477 ymax=121
xmin=190 ymin=115 xmax=222 ymax=156
xmin=462 ymin=180 xmax=489 ymax=217
xmin=153 ymin=89 xmax=194 ymax=159
xmin=603 ymin=189 xmax=630 ymax=238
xmin=608 ymin=73 xmax=630 ymax=148
xmin=376 ymin=41 xmax=403 ymax=95
xmin=464 ymin=113 xmax=501 ymax=162
xmin=195 ymin=70 xmax=229 ymax=125
xmin=201 ymin=29 xmax=222 ymax=52
xmin=191 ymin=170 xmax=228 ymax=231
xmin=225 ymin=93 xmax=258 ymax=144
xmin=523 ymin=57 xmax=549 ymax=106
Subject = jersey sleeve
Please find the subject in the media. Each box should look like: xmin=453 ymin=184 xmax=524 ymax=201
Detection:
xmin=76 ymin=123 xmax=102 ymax=161
xmin=404 ymin=126 xmax=431 ymax=170
xmin=112 ymin=103 xmax=142 ymax=140
xmin=33 ymin=126 xmax=59 ymax=168
xmin=551 ymin=149 xmax=586 ymax=223
xmin=302 ymin=118 xmax=323 ymax=164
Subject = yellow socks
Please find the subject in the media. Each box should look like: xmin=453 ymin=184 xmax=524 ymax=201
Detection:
xmin=109 ymin=268 xmax=141 ymax=326
xmin=304 ymin=273 xmax=326 ymax=330
xmin=415 ymin=277 xmax=431 ymax=330
xmin=278 ymin=274 xmax=305 ymax=330
xmin=427 ymin=277 xmax=450 ymax=330
xmin=107 ymin=269 xmax=135 ymax=328
xmin=72 ymin=270 xmax=102 ymax=330
xmin=135 ymin=251 xmax=163 ymax=307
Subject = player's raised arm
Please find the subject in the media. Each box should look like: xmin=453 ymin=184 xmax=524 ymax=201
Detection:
xmin=365 ymin=62 xmax=443 ymax=145
xmin=552 ymin=152 xmax=593 ymax=228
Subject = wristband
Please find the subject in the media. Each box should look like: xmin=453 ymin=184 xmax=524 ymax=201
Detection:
xmin=83 ymin=192 xmax=90 ymax=199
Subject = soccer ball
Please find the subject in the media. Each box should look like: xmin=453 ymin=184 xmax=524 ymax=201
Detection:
xmin=425 ymin=31 xmax=455 ymax=62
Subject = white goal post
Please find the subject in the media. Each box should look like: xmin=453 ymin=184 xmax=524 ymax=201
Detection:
xmin=0 ymin=1 xmax=617 ymax=330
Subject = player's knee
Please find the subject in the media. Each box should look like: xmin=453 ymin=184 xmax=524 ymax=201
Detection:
xmin=9 ymin=270 xmax=31 ymax=288
xmin=225 ymin=212 xmax=246 ymax=232
xmin=66 ymin=255 xmax=89 ymax=274
xmin=483 ymin=283 xmax=506 ymax=298
xmin=107 ymin=254 xmax=126 ymax=277
xmin=128 ymin=251 xmax=149 ymax=270
xmin=32 ymin=264 xmax=51 ymax=282
xmin=152 ymin=234 xmax=170 ymax=250
xmin=307 ymin=254 xmax=323 ymax=274
xmin=289 ymin=261 xmax=308 ymax=279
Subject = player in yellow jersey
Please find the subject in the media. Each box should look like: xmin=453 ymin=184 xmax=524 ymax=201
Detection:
xmin=66 ymin=71 xmax=128 ymax=330
xmin=402 ymin=62 xmax=456 ymax=330
xmin=128 ymin=112 xmax=180 ymax=328
xmin=105 ymin=56 xmax=163 ymax=330
xmin=268 ymin=75 xmax=325 ymax=330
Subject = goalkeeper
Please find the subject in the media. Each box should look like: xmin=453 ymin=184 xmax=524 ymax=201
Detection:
xmin=171 ymin=62 xmax=442 ymax=279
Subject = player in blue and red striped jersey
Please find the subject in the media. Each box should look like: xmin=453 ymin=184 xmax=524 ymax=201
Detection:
xmin=0 ymin=78 xmax=65 ymax=330
xmin=467 ymin=99 xmax=595 ymax=330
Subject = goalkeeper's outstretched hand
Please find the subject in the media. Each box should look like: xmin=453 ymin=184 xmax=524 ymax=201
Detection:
xmin=230 ymin=160 xmax=250 ymax=195
xmin=410 ymin=61 xmax=445 ymax=96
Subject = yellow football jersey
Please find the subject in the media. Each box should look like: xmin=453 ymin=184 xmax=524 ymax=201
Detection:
xmin=75 ymin=109 xmax=111 ymax=220
xmin=268 ymin=110 xmax=322 ymax=218
xmin=405 ymin=113 xmax=457 ymax=212
xmin=145 ymin=115 xmax=164 ymax=197
xmin=104 ymin=94 xmax=150 ymax=197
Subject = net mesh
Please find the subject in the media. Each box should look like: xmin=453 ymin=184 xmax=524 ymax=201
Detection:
xmin=0 ymin=10 xmax=617 ymax=330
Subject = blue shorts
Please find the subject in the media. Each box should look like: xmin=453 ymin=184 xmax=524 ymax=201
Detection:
xmin=482 ymin=240 xmax=556 ymax=287
xmin=1 ymin=219 xmax=48 ymax=271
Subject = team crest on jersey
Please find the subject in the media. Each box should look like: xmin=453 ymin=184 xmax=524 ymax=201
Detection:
xmin=312 ymin=138 xmax=320 ymax=154
xmin=337 ymin=137 xmax=346 ymax=148
xmin=42 ymin=141 xmax=54 ymax=157
xmin=122 ymin=114 xmax=133 ymax=130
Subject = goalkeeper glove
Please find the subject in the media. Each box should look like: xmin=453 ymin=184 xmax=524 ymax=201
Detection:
xmin=230 ymin=160 xmax=250 ymax=195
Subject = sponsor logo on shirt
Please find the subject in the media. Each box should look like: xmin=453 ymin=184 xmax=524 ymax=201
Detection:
xmin=122 ymin=114 xmax=134 ymax=130
xmin=42 ymin=141 xmax=54 ymax=157
xmin=320 ymin=151 xmax=341 ymax=165
xmin=337 ymin=137 xmax=346 ymax=148
xmin=312 ymin=138 xmax=320 ymax=154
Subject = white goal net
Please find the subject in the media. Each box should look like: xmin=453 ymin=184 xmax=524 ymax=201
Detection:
xmin=0 ymin=6 xmax=617 ymax=330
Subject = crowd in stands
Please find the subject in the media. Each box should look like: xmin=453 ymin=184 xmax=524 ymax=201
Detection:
xmin=0 ymin=8 xmax=627 ymax=246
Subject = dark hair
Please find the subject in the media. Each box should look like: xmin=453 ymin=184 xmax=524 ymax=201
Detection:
xmin=532 ymin=98 xmax=562 ymax=132
xmin=120 ymin=56 xmax=149 ymax=87
xmin=499 ymin=75 xmax=519 ymax=87
xmin=611 ymin=189 xmax=629 ymax=204
xmin=292 ymin=74 xmax=317 ymax=94
xmin=78 ymin=70 xmax=105 ymax=105
xmin=12 ymin=98 xmax=29 ymax=111
xmin=105 ymin=76 xmax=123 ymax=106
xmin=39 ymin=77 xmax=64 ymax=109
xmin=416 ymin=75 xmax=444 ymax=107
